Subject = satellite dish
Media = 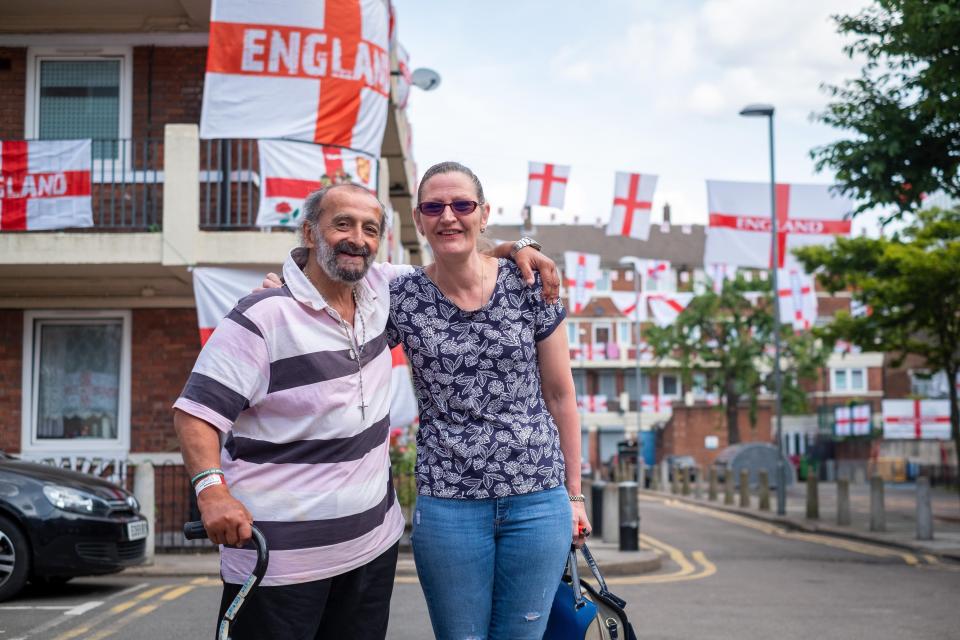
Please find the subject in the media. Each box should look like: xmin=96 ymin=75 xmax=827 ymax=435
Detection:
xmin=411 ymin=68 xmax=441 ymax=92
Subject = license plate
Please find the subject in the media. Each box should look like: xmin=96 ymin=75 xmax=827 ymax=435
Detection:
xmin=127 ymin=520 xmax=148 ymax=541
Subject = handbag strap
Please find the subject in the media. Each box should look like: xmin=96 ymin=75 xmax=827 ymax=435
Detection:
xmin=565 ymin=550 xmax=589 ymax=610
xmin=578 ymin=544 xmax=609 ymax=593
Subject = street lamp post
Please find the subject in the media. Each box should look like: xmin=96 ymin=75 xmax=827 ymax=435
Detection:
xmin=739 ymin=103 xmax=787 ymax=516
xmin=619 ymin=257 xmax=645 ymax=486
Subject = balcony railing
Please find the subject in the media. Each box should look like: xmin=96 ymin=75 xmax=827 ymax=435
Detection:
xmin=90 ymin=138 xmax=164 ymax=230
xmin=200 ymin=139 xmax=263 ymax=230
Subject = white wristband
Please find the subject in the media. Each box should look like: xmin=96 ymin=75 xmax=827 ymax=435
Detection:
xmin=195 ymin=473 xmax=224 ymax=496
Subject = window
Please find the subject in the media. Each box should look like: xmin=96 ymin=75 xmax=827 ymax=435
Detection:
xmin=592 ymin=323 xmax=612 ymax=346
xmin=618 ymin=322 xmax=633 ymax=345
xmin=567 ymin=321 xmax=579 ymax=345
xmin=691 ymin=372 xmax=708 ymax=395
xmin=624 ymin=370 xmax=650 ymax=403
xmin=660 ymin=373 xmax=681 ymax=398
xmin=831 ymin=367 xmax=866 ymax=393
xmin=21 ymin=311 xmax=131 ymax=454
xmin=572 ymin=370 xmax=587 ymax=397
xmin=26 ymin=48 xmax=132 ymax=162
xmin=595 ymin=270 xmax=611 ymax=292
xmin=597 ymin=371 xmax=617 ymax=400
xmin=643 ymin=269 xmax=677 ymax=293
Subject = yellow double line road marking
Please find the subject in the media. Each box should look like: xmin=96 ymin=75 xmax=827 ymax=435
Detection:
xmin=603 ymin=533 xmax=716 ymax=585
xmin=52 ymin=579 xmax=218 ymax=640
xmin=659 ymin=496 xmax=927 ymax=566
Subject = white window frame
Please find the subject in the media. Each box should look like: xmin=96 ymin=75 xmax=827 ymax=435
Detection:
xmin=20 ymin=310 xmax=132 ymax=456
xmin=24 ymin=46 xmax=134 ymax=175
xmin=617 ymin=321 xmax=633 ymax=345
xmin=659 ymin=373 xmax=682 ymax=398
xmin=592 ymin=322 xmax=613 ymax=346
xmin=830 ymin=367 xmax=867 ymax=393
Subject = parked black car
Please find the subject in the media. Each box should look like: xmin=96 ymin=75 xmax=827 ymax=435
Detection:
xmin=0 ymin=452 xmax=147 ymax=601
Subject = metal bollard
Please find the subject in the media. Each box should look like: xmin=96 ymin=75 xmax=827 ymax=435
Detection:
xmin=870 ymin=474 xmax=886 ymax=532
xmin=837 ymin=478 xmax=851 ymax=526
xmin=618 ymin=481 xmax=640 ymax=552
xmin=591 ymin=480 xmax=606 ymax=540
xmin=806 ymin=469 xmax=819 ymax=520
xmin=693 ymin=466 xmax=702 ymax=500
xmin=660 ymin=463 xmax=670 ymax=493
xmin=681 ymin=468 xmax=691 ymax=496
xmin=916 ymin=476 xmax=933 ymax=541
xmin=708 ymin=467 xmax=718 ymax=501
xmin=739 ymin=469 xmax=750 ymax=508
xmin=638 ymin=459 xmax=646 ymax=489
xmin=133 ymin=461 xmax=156 ymax=563
xmin=724 ymin=468 xmax=735 ymax=505
xmin=650 ymin=464 xmax=660 ymax=491
xmin=671 ymin=467 xmax=680 ymax=495
xmin=758 ymin=469 xmax=770 ymax=511
xmin=602 ymin=482 xmax=620 ymax=544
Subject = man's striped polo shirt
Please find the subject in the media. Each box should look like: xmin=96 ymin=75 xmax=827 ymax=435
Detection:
xmin=174 ymin=250 xmax=412 ymax=586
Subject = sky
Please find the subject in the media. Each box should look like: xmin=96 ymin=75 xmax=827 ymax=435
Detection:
xmin=396 ymin=0 xmax=893 ymax=236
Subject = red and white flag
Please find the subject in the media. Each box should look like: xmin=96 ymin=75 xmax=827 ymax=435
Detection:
xmin=706 ymin=263 xmax=737 ymax=294
xmin=192 ymin=267 xmax=267 ymax=345
xmin=641 ymin=394 xmax=673 ymax=414
xmin=0 ymin=140 xmax=92 ymax=231
xmin=648 ymin=292 xmax=694 ymax=327
xmin=606 ymin=172 xmax=657 ymax=240
xmin=577 ymin=395 xmax=607 ymax=413
xmin=882 ymin=399 xmax=951 ymax=440
xmin=389 ymin=345 xmax=418 ymax=428
xmin=563 ymin=251 xmax=601 ymax=313
xmin=835 ymin=404 xmax=871 ymax=437
xmin=777 ymin=268 xmax=818 ymax=331
xmin=833 ymin=340 xmax=863 ymax=355
xmin=257 ymin=139 xmax=378 ymax=227
xmin=526 ymin=162 xmax=570 ymax=209
xmin=641 ymin=259 xmax=670 ymax=282
xmin=610 ymin=291 xmax=647 ymax=322
xmin=704 ymin=180 xmax=854 ymax=269
xmin=200 ymin=0 xmax=391 ymax=156
xmin=394 ymin=42 xmax=412 ymax=110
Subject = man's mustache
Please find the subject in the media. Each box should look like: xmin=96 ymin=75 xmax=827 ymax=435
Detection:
xmin=333 ymin=240 xmax=371 ymax=257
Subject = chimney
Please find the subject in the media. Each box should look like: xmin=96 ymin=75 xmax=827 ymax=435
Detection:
xmin=662 ymin=202 xmax=671 ymax=224
xmin=573 ymin=214 xmax=580 ymax=224
xmin=522 ymin=205 xmax=533 ymax=231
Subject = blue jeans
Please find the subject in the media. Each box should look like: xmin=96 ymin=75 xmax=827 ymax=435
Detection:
xmin=411 ymin=486 xmax=572 ymax=640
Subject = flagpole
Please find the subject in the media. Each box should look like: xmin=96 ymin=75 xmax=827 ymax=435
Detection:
xmin=634 ymin=263 xmax=643 ymax=485
xmin=741 ymin=103 xmax=786 ymax=516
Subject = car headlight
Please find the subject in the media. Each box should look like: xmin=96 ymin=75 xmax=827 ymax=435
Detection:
xmin=125 ymin=493 xmax=141 ymax=513
xmin=42 ymin=484 xmax=108 ymax=515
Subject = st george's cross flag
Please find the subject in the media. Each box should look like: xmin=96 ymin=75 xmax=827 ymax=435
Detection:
xmin=648 ymin=292 xmax=694 ymax=327
xmin=641 ymin=394 xmax=673 ymax=414
xmin=526 ymin=162 xmax=570 ymax=209
xmin=606 ymin=172 xmax=657 ymax=240
xmin=200 ymin=0 xmax=390 ymax=157
xmin=610 ymin=291 xmax=647 ymax=322
xmin=777 ymin=268 xmax=818 ymax=331
xmin=704 ymin=180 xmax=854 ymax=270
xmin=257 ymin=139 xmax=378 ymax=227
xmin=192 ymin=266 xmax=418 ymax=426
xmin=577 ymin=394 xmax=607 ymax=413
xmin=563 ymin=251 xmax=601 ymax=313
xmin=706 ymin=263 xmax=737 ymax=294
xmin=641 ymin=259 xmax=670 ymax=284
xmin=835 ymin=404 xmax=871 ymax=437
xmin=0 ymin=140 xmax=92 ymax=231
xmin=882 ymin=399 xmax=951 ymax=440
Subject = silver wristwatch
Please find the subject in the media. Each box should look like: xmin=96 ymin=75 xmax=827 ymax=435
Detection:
xmin=510 ymin=236 xmax=543 ymax=258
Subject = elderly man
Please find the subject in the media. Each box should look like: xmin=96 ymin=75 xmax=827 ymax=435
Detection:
xmin=173 ymin=183 xmax=556 ymax=640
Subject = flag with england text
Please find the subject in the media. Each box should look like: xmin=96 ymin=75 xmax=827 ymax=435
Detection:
xmin=777 ymin=268 xmax=818 ymax=331
xmin=704 ymin=180 xmax=854 ymax=269
xmin=526 ymin=162 xmax=570 ymax=209
xmin=0 ymin=140 xmax=92 ymax=231
xmin=200 ymin=0 xmax=390 ymax=156
xmin=257 ymin=139 xmax=378 ymax=228
xmin=192 ymin=266 xmax=419 ymax=425
xmin=563 ymin=251 xmax=601 ymax=313
xmin=606 ymin=172 xmax=657 ymax=240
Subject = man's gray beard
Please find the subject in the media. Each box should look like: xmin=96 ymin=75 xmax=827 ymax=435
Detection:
xmin=315 ymin=239 xmax=372 ymax=283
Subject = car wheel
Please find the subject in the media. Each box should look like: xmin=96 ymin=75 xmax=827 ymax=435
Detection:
xmin=0 ymin=515 xmax=29 ymax=602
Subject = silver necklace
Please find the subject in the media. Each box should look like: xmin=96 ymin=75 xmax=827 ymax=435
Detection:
xmin=339 ymin=289 xmax=368 ymax=421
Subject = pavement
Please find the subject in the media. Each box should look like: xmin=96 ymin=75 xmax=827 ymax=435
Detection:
xmin=643 ymin=478 xmax=960 ymax=560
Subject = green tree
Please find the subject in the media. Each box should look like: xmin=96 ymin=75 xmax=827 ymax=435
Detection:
xmin=794 ymin=208 xmax=960 ymax=472
xmin=812 ymin=0 xmax=960 ymax=221
xmin=646 ymin=277 xmax=828 ymax=445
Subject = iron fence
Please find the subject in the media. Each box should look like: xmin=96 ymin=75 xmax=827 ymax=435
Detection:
xmin=90 ymin=138 xmax=164 ymax=230
xmin=154 ymin=462 xmax=204 ymax=551
xmin=200 ymin=139 xmax=263 ymax=230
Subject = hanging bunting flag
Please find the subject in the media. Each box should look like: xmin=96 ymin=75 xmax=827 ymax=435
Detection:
xmin=563 ymin=251 xmax=601 ymax=313
xmin=0 ymin=140 xmax=92 ymax=231
xmin=577 ymin=395 xmax=608 ymax=413
xmin=835 ymin=404 xmax=871 ymax=437
xmin=641 ymin=394 xmax=673 ymax=414
xmin=394 ymin=42 xmax=412 ymax=110
xmin=776 ymin=268 xmax=818 ymax=331
xmin=256 ymin=139 xmax=378 ymax=228
xmin=882 ymin=399 xmax=951 ymax=440
xmin=648 ymin=292 xmax=694 ymax=327
xmin=606 ymin=172 xmax=657 ymax=240
xmin=200 ymin=0 xmax=390 ymax=156
xmin=833 ymin=339 xmax=863 ymax=355
xmin=526 ymin=162 xmax=570 ymax=209
xmin=706 ymin=263 xmax=737 ymax=294
xmin=610 ymin=291 xmax=647 ymax=322
xmin=641 ymin=259 xmax=671 ymax=282
xmin=703 ymin=180 xmax=854 ymax=269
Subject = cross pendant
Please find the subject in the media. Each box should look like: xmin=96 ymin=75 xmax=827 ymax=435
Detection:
xmin=358 ymin=402 xmax=368 ymax=420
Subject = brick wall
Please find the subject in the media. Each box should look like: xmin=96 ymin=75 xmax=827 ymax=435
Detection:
xmin=130 ymin=308 xmax=201 ymax=453
xmin=0 ymin=311 xmax=23 ymax=452
xmin=661 ymin=403 xmax=773 ymax=468
xmin=132 ymin=46 xmax=206 ymax=138
xmin=0 ymin=48 xmax=26 ymax=139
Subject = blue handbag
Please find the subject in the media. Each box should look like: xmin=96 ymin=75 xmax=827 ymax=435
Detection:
xmin=544 ymin=544 xmax=637 ymax=640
